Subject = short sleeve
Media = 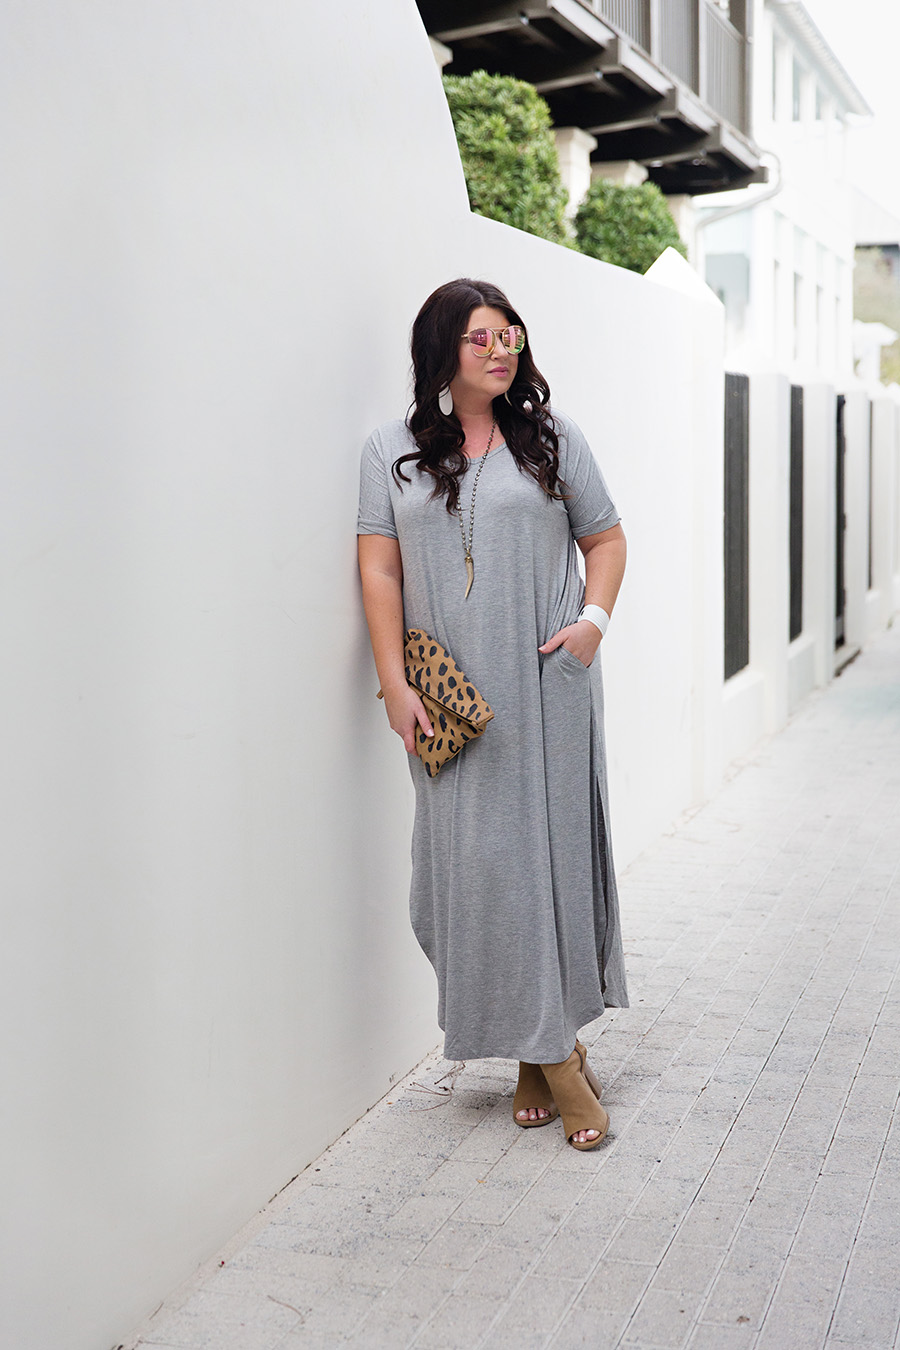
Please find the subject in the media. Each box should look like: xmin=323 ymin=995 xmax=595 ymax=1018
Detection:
xmin=557 ymin=414 xmax=620 ymax=539
xmin=357 ymin=429 xmax=398 ymax=539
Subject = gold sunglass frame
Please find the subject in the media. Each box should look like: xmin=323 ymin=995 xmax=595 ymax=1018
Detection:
xmin=460 ymin=325 xmax=527 ymax=357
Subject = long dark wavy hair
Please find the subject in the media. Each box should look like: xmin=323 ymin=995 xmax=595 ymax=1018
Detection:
xmin=393 ymin=278 xmax=564 ymax=513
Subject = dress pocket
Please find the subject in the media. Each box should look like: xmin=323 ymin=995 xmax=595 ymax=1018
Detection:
xmin=558 ymin=644 xmax=591 ymax=673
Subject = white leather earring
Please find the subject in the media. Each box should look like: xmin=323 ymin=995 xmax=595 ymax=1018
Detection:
xmin=438 ymin=385 xmax=453 ymax=416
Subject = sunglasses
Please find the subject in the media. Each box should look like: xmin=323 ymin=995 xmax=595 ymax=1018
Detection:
xmin=460 ymin=325 xmax=527 ymax=357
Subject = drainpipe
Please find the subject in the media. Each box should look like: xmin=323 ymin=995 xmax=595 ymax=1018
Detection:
xmin=694 ymin=151 xmax=784 ymax=233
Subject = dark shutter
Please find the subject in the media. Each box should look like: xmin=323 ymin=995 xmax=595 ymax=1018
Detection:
xmin=867 ymin=400 xmax=874 ymax=592
xmin=724 ymin=372 xmax=750 ymax=679
xmin=835 ymin=394 xmax=846 ymax=649
xmin=789 ymin=385 xmax=804 ymax=643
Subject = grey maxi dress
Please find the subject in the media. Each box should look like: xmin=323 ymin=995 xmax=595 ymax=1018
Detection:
xmin=357 ymin=411 xmax=629 ymax=1063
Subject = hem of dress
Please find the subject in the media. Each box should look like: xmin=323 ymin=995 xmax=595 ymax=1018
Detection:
xmin=439 ymin=1003 xmax=611 ymax=1063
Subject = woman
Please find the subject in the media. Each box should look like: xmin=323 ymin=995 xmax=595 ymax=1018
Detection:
xmin=357 ymin=279 xmax=628 ymax=1150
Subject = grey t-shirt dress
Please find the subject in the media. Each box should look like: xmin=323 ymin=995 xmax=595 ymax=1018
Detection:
xmin=357 ymin=411 xmax=629 ymax=1063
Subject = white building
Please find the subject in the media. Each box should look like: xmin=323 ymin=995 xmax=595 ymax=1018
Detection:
xmin=697 ymin=0 xmax=871 ymax=376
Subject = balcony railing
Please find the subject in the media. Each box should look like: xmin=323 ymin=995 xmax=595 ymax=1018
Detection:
xmin=659 ymin=0 xmax=697 ymax=92
xmin=702 ymin=2 xmax=746 ymax=132
xmin=584 ymin=0 xmax=747 ymax=134
xmin=595 ymin=0 xmax=650 ymax=51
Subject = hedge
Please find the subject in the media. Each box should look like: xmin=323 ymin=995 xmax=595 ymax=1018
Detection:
xmin=574 ymin=178 xmax=687 ymax=273
xmin=442 ymin=70 xmax=572 ymax=248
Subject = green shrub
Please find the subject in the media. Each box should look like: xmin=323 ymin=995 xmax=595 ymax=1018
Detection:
xmin=575 ymin=178 xmax=687 ymax=273
xmin=443 ymin=70 xmax=572 ymax=248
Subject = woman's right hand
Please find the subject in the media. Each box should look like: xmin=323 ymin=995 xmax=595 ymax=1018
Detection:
xmin=382 ymin=683 xmax=434 ymax=755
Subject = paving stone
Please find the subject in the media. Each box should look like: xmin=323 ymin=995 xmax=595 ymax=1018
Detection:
xmin=714 ymin=1127 xmax=776 ymax=1169
xmin=345 ymin=1313 xmax=423 ymax=1347
xmin=695 ymin=1163 xmax=761 ymax=1207
xmin=828 ymin=1282 xmax=900 ymax=1346
xmin=531 ymin=1223 xmax=607 ymax=1282
xmin=627 ymin=1176 xmax=701 ymax=1223
xmin=448 ymin=1175 xmax=530 ymax=1226
xmin=418 ymin=1157 xmax=490 ymax=1199
xmin=494 ymin=1274 xmax=581 ymax=1332
xmin=579 ymin=1258 xmax=655 ymax=1311
xmin=687 ymin=1320 xmax=759 ymax=1348
xmin=412 ymin=1219 xmax=492 ymax=1271
xmin=700 ymin=1267 xmax=777 ymax=1329
xmin=479 ymin=1328 xmax=550 ymax=1350
xmin=754 ymin=1254 xmax=847 ymax=1349
xmin=380 ymin=1192 xmax=464 ymax=1242
xmin=739 ymin=1180 xmax=812 ymax=1233
xmin=721 ymin=1225 xmax=793 ymax=1276
xmin=415 ymin=1293 xmax=503 ymax=1346
xmin=675 ymin=1202 xmax=745 ymax=1249
xmin=822 ymin=1133 xmax=885 ymax=1176
xmin=222 ymin=1248 xmax=345 ymax=1296
xmin=553 ymin=1305 xmax=633 ymax=1347
xmin=139 ymin=1304 xmax=301 ymax=1350
xmin=451 ymin=1240 xmax=536 ymax=1300
xmin=650 ymin=1239 xmax=721 ymax=1296
xmin=622 ymin=1285 xmax=706 ymax=1346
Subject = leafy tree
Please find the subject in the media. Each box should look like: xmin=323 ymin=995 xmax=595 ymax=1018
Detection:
xmin=443 ymin=70 xmax=572 ymax=248
xmin=575 ymin=178 xmax=687 ymax=273
xmin=854 ymin=247 xmax=900 ymax=385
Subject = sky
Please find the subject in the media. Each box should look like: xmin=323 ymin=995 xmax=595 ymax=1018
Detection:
xmin=802 ymin=0 xmax=900 ymax=220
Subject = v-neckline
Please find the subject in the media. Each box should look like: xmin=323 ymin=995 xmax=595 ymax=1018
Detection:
xmin=463 ymin=440 xmax=506 ymax=464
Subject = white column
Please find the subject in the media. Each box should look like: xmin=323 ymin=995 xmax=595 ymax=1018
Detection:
xmin=869 ymin=389 xmax=898 ymax=633
xmin=553 ymin=126 xmax=598 ymax=217
xmin=429 ymin=37 xmax=453 ymax=68
xmin=749 ymin=371 xmax=791 ymax=730
xmin=591 ymin=159 xmax=648 ymax=186
xmin=645 ymin=248 xmax=726 ymax=797
xmin=665 ymin=194 xmax=697 ymax=264
xmin=800 ymin=382 xmax=837 ymax=690
xmin=841 ymin=385 xmax=871 ymax=654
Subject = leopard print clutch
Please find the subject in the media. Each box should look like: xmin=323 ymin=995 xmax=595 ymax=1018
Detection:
xmin=377 ymin=628 xmax=494 ymax=777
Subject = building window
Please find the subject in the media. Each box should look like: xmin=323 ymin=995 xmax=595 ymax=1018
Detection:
xmin=792 ymin=57 xmax=803 ymax=120
xmin=815 ymin=82 xmax=825 ymax=120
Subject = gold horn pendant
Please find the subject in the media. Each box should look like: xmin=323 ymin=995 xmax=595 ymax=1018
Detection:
xmin=464 ymin=553 xmax=474 ymax=599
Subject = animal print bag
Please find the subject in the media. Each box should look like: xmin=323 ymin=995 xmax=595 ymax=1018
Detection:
xmin=377 ymin=628 xmax=494 ymax=777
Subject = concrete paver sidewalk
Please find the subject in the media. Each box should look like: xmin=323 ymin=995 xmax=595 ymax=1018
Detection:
xmin=129 ymin=626 xmax=900 ymax=1350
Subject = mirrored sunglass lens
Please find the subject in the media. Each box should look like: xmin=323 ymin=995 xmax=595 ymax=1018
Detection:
xmin=468 ymin=328 xmax=492 ymax=351
xmin=502 ymin=326 xmax=525 ymax=353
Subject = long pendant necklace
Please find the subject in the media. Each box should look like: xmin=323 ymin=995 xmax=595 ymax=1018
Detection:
xmin=455 ymin=419 xmax=496 ymax=599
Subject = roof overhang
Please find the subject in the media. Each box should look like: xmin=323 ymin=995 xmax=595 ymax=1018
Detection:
xmin=768 ymin=1 xmax=872 ymax=119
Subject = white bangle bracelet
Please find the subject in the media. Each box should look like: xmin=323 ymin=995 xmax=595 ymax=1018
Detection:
xmin=579 ymin=604 xmax=610 ymax=637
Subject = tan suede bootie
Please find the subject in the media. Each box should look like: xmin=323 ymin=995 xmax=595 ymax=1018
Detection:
xmin=541 ymin=1040 xmax=609 ymax=1150
xmin=512 ymin=1061 xmax=559 ymax=1128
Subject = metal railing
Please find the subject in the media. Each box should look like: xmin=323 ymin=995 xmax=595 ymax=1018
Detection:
xmin=658 ymin=0 xmax=697 ymax=92
xmin=702 ymin=2 xmax=746 ymax=132
xmin=585 ymin=0 xmax=747 ymax=133
xmin=595 ymin=0 xmax=649 ymax=51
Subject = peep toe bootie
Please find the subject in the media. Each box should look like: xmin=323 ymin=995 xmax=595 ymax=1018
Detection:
xmin=513 ymin=1061 xmax=559 ymax=1128
xmin=541 ymin=1041 xmax=609 ymax=1151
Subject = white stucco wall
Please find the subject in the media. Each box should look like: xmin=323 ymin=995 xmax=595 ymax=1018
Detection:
xmin=3 ymin=5 xmax=893 ymax=1350
xmin=2 ymin=5 xmax=470 ymax=1348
